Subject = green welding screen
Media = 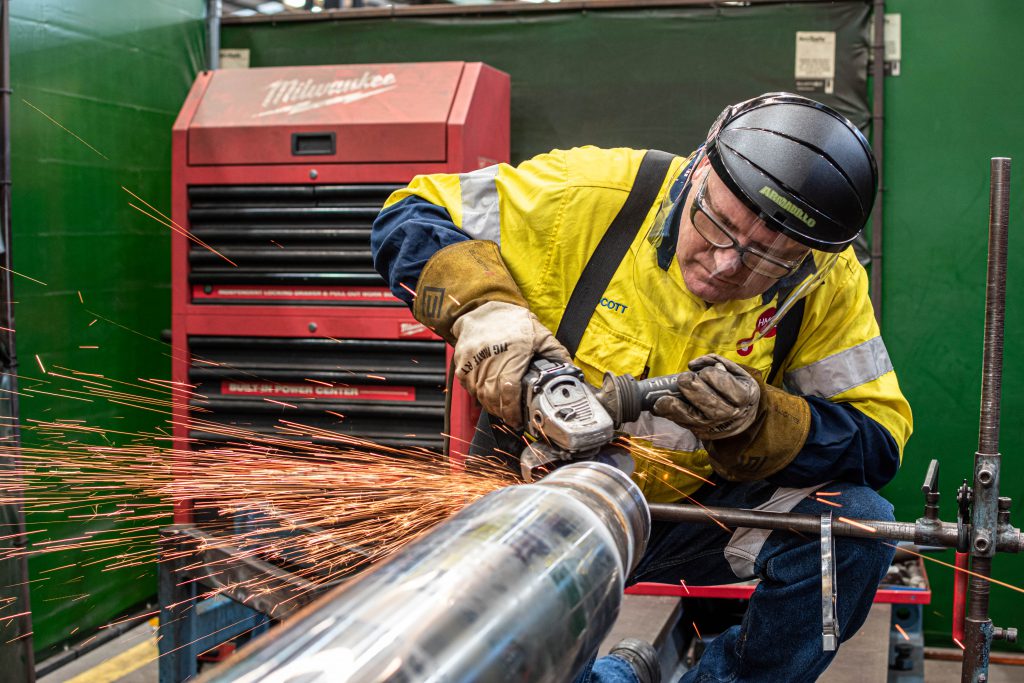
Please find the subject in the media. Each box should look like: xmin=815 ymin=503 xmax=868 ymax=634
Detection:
xmin=222 ymin=1 xmax=870 ymax=163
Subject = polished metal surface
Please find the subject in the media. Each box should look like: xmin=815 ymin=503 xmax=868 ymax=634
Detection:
xmin=200 ymin=462 xmax=649 ymax=683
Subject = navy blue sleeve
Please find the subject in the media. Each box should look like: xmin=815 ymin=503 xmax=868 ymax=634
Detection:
xmin=767 ymin=396 xmax=900 ymax=491
xmin=371 ymin=196 xmax=471 ymax=306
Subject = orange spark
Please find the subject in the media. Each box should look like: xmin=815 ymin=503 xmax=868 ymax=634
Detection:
xmin=22 ymin=99 xmax=109 ymax=160
xmin=884 ymin=543 xmax=1024 ymax=596
xmin=894 ymin=623 xmax=910 ymax=641
xmin=837 ymin=516 xmax=876 ymax=533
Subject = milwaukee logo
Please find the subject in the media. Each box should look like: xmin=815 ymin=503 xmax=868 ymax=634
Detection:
xmin=400 ymin=322 xmax=429 ymax=337
xmin=257 ymin=71 xmax=397 ymax=117
xmin=759 ymin=186 xmax=816 ymax=228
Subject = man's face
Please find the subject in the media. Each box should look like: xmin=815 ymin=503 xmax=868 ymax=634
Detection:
xmin=676 ymin=164 xmax=809 ymax=303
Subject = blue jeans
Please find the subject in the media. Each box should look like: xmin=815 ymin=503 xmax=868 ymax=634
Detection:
xmin=577 ymin=477 xmax=895 ymax=683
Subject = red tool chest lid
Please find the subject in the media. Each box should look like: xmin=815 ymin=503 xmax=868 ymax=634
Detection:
xmin=186 ymin=62 xmax=467 ymax=166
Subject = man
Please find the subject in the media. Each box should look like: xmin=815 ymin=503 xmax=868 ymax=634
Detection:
xmin=372 ymin=93 xmax=912 ymax=682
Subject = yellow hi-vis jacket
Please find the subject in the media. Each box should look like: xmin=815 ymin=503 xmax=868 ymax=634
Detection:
xmin=379 ymin=146 xmax=913 ymax=502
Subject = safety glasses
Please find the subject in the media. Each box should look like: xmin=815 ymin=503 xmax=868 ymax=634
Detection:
xmin=689 ymin=172 xmax=809 ymax=279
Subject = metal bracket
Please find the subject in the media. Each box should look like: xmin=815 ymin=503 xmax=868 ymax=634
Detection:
xmin=821 ymin=512 xmax=839 ymax=651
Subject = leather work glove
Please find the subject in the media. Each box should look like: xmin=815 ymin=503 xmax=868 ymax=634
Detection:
xmin=653 ymin=354 xmax=761 ymax=441
xmin=452 ymin=301 xmax=571 ymax=429
xmin=653 ymin=353 xmax=811 ymax=482
xmin=412 ymin=240 xmax=571 ymax=429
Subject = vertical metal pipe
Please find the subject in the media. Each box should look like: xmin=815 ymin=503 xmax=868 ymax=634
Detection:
xmin=977 ymin=158 xmax=1009 ymax=456
xmin=869 ymin=0 xmax=886 ymax=324
xmin=207 ymin=0 xmax=221 ymax=70
xmin=0 ymin=0 xmax=35 ymax=678
xmin=962 ymin=157 xmax=1011 ymax=683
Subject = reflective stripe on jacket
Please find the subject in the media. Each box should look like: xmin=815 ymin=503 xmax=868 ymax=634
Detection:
xmin=377 ymin=146 xmax=913 ymax=503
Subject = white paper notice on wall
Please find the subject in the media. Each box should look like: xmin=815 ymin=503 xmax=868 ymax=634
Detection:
xmin=794 ymin=31 xmax=836 ymax=95
xmin=219 ymin=48 xmax=250 ymax=70
xmin=869 ymin=14 xmax=902 ymax=76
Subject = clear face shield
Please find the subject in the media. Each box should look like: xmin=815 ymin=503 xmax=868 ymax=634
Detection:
xmin=638 ymin=157 xmax=841 ymax=351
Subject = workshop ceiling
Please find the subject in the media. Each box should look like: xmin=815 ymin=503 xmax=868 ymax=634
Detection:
xmin=221 ymin=0 xmax=521 ymax=16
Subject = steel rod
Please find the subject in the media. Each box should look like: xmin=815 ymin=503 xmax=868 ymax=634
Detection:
xmin=977 ymin=158 xmax=1009 ymax=457
xmin=648 ymin=504 xmax=1024 ymax=553
xmin=963 ymin=157 xmax=1011 ymax=683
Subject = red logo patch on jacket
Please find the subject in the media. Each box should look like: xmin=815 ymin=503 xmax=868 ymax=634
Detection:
xmin=737 ymin=307 xmax=777 ymax=357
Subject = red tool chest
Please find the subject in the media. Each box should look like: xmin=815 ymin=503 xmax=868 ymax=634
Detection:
xmin=170 ymin=62 xmax=509 ymax=522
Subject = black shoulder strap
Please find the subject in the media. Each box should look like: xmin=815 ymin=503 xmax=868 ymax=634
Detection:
xmin=555 ymin=150 xmax=675 ymax=355
xmin=767 ymin=295 xmax=806 ymax=387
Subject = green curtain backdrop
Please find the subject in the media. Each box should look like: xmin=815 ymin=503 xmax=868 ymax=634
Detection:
xmin=223 ymin=0 xmax=1024 ymax=650
xmin=224 ymin=3 xmax=870 ymax=161
xmin=882 ymin=0 xmax=1024 ymax=652
xmin=11 ymin=0 xmax=205 ymax=655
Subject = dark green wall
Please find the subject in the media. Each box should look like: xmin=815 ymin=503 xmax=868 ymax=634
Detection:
xmin=882 ymin=0 xmax=1024 ymax=651
xmin=11 ymin=0 xmax=204 ymax=655
xmin=223 ymin=1 xmax=1024 ymax=649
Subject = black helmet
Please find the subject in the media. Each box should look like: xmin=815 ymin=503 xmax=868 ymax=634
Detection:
xmin=705 ymin=93 xmax=877 ymax=253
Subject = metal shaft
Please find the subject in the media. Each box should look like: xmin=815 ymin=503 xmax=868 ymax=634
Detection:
xmin=648 ymin=504 xmax=1024 ymax=553
xmin=978 ymin=158 xmax=1009 ymax=456
xmin=200 ymin=462 xmax=650 ymax=683
xmin=963 ymin=157 xmax=1011 ymax=683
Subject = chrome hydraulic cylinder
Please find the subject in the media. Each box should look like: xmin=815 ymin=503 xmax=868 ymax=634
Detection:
xmin=200 ymin=462 xmax=650 ymax=683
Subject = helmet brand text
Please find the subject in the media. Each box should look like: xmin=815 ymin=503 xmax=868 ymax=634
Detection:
xmin=759 ymin=186 xmax=817 ymax=228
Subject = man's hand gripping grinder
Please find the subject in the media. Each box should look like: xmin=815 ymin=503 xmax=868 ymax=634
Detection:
xmin=519 ymin=358 xmax=687 ymax=482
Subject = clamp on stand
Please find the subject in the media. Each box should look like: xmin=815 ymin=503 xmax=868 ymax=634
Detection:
xmin=821 ymin=511 xmax=839 ymax=651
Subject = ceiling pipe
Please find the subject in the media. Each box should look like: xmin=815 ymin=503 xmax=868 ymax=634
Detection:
xmin=208 ymin=0 xmax=222 ymax=70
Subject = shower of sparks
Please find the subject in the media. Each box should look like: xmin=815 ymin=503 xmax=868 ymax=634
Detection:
xmin=21 ymin=99 xmax=110 ymax=161
xmin=0 ymin=368 xmax=522 ymax=630
xmin=5 ymin=367 xmax=1023 ymax=648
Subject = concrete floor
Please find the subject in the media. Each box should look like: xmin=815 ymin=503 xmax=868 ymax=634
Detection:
xmin=37 ymin=605 xmax=1024 ymax=682
xmin=39 ymin=620 xmax=158 ymax=683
